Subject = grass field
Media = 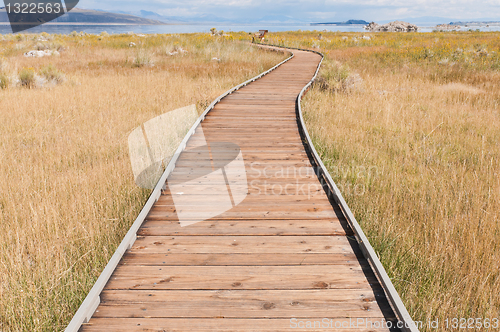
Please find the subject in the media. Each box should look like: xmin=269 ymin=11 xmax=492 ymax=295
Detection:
xmin=264 ymin=31 xmax=500 ymax=330
xmin=2 ymin=29 xmax=499 ymax=331
xmin=0 ymin=32 xmax=286 ymax=331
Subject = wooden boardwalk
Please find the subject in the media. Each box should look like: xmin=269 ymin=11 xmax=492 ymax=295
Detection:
xmin=81 ymin=49 xmax=398 ymax=331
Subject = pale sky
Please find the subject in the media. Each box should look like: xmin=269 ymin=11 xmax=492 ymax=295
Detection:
xmin=79 ymin=0 xmax=500 ymax=22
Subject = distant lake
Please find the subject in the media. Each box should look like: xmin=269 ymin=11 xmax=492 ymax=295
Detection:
xmin=1 ymin=23 xmax=500 ymax=35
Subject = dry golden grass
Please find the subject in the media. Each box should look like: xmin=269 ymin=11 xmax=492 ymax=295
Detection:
xmin=0 ymin=32 xmax=285 ymax=331
xmin=282 ymin=31 xmax=500 ymax=329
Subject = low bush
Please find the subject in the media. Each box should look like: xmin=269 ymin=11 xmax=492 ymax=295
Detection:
xmin=19 ymin=67 xmax=36 ymax=88
xmin=0 ymin=72 xmax=9 ymax=89
xmin=39 ymin=64 xmax=64 ymax=84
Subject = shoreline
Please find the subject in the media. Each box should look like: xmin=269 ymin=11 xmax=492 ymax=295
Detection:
xmin=0 ymin=22 xmax=318 ymax=26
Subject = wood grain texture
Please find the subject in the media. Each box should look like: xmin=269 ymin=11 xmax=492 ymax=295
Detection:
xmin=81 ymin=47 xmax=397 ymax=332
xmin=82 ymin=318 xmax=394 ymax=332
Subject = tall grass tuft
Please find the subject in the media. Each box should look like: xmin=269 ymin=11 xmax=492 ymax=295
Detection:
xmin=0 ymin=73 xmax=9 ymax=89
xmin=316 ymin=59 xmax=351 ymax=92
xmin=133 ymin=49 xmax=153 ymax=67
xmin=39 ymin=64 xmax=64 ymax=84
xmin=18 ymin=67 xmax=36 ymax=88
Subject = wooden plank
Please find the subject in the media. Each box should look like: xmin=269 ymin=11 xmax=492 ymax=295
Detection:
xmin=149 ymin=204 xmax=335 ymax=214
xmin=169 ymin=172 xmax=315 ymax=181
xmin=152 ymin=197 xmax=333 ymax=206
xmin=177 ymin=152 xmax=309 ymax=160
xmin=145 ymin=209 xmax=336 ymax=221
xmin=156 ymin=194 xmax=331 ymax=203
xmin=197 ymin=134 xmax=303 ymax=140
xmin=202 ymin=120 xmax=298 ymax=124
xmin=130 ymin=235 xmax=353 ymax=254
xmin=119 ymin=253 xmax=360 ymax=266
xmin=159 ymin=182 xmax=325 ymax=190
xmin=200 ymin=130 xmax=301 ymax=135
xmin=100 ymin=288 xmax=379 ymax=303
xmin=179 ymin=138 xmax=305 ymax=145
xmin=172 ymin=158 xmax=311 ymax=168
xmin=137 ymin=220 xmax=350 ymax=236
xmin=81 ymin=318 xmax=393 ymax=331
xmin=201 ymin=124 xmax=300 ymax=130
xmin=94 ymin=289 xmax=388 ymax=318
xmin=209 ymin=108 xmax=296 ymax=113
xmin=212 ymin=103 xmax=297 ymax=108
xmin=214 ymin=99 xmax=299 ymax=104
xmin=163 ymin=181 xmax=322 ymax=188
xmin=104 ymin=265 xmax=378 ymax=290
xmin=185 ymin=140 xmax=305 ymax=146
xmin=170 ymin=163 xmax=317 ymax=171
xmin=203 ymin=115 xmax=297 ymax=120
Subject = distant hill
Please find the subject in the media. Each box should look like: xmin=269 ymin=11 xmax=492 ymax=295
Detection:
xmin=111 ymin=10 xmax=235 ymax=24
xmin=0 ymin=8 xmax=165 ymax=24
xmin=378 ymin=16 xmax=500 ymax=26
xmin=253 ymin=14 xmax=309 ymax=24
xmin=379 ymin=16 xmax=455 ymax=25
xmin=134 ymin=10 xmax=186 ymax=23
xmin=111 ymin=11 xmax=310 ymax=24
xmin=311 ymin=20 xmax=369 ymax=26
xmin=449 ymin=21 xmax=500 ymax=25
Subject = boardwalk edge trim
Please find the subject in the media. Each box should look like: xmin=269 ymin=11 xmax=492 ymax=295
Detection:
xmin=64 ymin=46 xmax=294 ymax=332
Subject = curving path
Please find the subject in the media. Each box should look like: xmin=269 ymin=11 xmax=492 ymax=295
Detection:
xmin=80 ymin=48 xmax=399 ymax=331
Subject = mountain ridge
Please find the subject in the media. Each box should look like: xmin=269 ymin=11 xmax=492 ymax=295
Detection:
xmin=311 ymin=19 xmax=369 ymax=25
xmin=0 ymin=8 xmax=165 ymax=24
xmin=378 ymin=16 xmax=500 ymax=25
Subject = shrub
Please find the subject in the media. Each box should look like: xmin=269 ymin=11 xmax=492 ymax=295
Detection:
xmin=19 ymin=68 xmax=36 ymax=88
xmin=0 ymin=72 xmax=9 ymax=89
xmin=49 ymin=41 xmax=66 ymax=52
xmin=34 ymin=42 xmax=49 ymax=50
xmin=33 ymin=40 xmax=65 ymax=52
xmin=316 ymin=60 xmax=351 ymax=92
xmin=0 ymin=57 xmax=7 ymax=71
xmin=133 ymin=49 xmax=153 ymax=67
xmin=39 ymin=64 xmax=64 ymax=83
